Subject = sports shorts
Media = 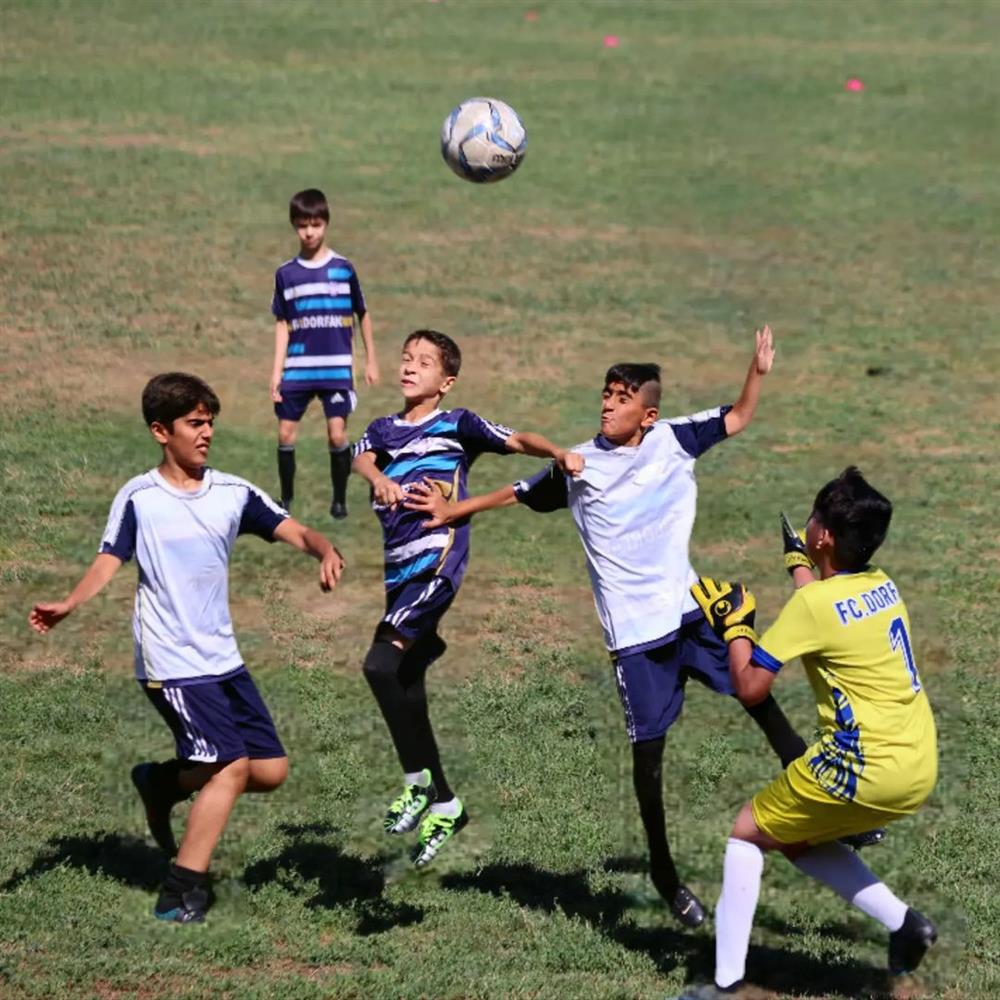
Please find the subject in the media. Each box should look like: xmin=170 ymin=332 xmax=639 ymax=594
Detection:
xmin=141 ymin=666 xmax=285 ymax=763
xmin=612 ymin=613 xmax=733 ymax=743
xmin=751 ymin=752 xmax=922 ymax=846
xmin=275 ymin=387 xmax=357 ymax=422
xmin=380 ymin=573 xmax=456 ymax=642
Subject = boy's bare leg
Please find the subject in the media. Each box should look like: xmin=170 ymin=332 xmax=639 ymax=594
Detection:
xmin=176 ymin=757 xmax=251 ymax=872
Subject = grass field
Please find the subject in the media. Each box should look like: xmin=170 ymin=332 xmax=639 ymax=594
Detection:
xmin=2 ymin=1 xmax=999 ymax=997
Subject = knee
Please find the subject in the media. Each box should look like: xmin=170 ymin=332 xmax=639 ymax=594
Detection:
xmin=329 ymin=430 xmax=348 ymax=449
xmin=362 ymin=639 xmax=404 ymax=682
xmin=278 ymin=425 xmax=298 ymax=447
xmin=252 ymin=756 xmax=289 ymax=792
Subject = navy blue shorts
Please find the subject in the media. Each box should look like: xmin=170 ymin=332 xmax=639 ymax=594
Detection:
xmin=612 ymin=616 xmax=735 ymax=743
xmin=275 ymin=387 xmax=356 ymax=422
xmin=142 ymin=667 xmax=285 ymax=763
xmin=380 ymin=574 xmax=455 ymax=642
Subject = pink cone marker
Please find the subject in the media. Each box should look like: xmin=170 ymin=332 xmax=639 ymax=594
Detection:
xmin=844 ymin=77 xmax=865 ymax=92
xmin=603 ymin=34 xmax=620 ymax=48
xmin=525 ymin=10 xmax=538 ymax=20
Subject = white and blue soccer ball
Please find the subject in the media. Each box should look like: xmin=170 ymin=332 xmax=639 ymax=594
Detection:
xmin=440 ymin=97 xmax=527 ymax=183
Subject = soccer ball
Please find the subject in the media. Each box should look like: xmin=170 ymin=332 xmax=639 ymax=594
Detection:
xmin=440 ymin=97 xmax=527 ymax=183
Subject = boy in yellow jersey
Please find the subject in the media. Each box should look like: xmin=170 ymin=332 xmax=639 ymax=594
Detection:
xmin=674 ymin=467 xmax=937 ymax=1000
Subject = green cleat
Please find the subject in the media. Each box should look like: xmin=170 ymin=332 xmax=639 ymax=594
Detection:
xmin=412 ymin=802 xmax=469 ymax=868
xmin=384 ymin=773 xmax=437 ymax=835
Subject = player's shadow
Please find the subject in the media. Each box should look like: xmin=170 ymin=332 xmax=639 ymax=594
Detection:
xmin=242 ymin=822 xmax=423 ymax=935
xmin=1 ymin=832 xmax=167 ymax=892
xmin=443 ymin=857 xmax=889 ymax=997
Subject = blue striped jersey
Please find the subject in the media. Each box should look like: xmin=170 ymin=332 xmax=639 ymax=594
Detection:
xmin=100 ymin=468 xmax=287 ymax=684
xmin=513 ymin=407 xmax=731 ymax=655
xmin=353 ymin=408 xmax=515 ymax=591
xmin=271 ymin=249 xmax=367 ymax=391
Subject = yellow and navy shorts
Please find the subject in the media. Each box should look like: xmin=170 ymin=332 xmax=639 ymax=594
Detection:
xmin=751 ymin=754 xmax=918 ymax=846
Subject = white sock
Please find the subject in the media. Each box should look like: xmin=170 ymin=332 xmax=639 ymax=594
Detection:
xmin=404 ymin=769 xmax=431 ymax=787
xmin=430 ymin=796 xmax=462 ymax=817
xmin=793 ymin=842 xmax=907 ymax=931
xmin=715 ymin=838 xmax=764 ymax=989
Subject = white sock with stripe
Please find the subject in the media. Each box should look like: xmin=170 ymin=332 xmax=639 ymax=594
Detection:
xmin=429 ymin=797 xmax=462 ymax=817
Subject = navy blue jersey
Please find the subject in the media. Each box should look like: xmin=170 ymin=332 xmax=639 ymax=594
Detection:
xmin=271 ymin=249 xmax=367 ymax=391
xmin=354 ymin=408 xmax=514 ymax=591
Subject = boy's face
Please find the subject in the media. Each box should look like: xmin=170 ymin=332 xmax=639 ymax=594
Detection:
xmin=151 ymin=403 xmax=215 ymax=469
xmin=399 ymin=338 xmax=455 ymax=403
xmin=293 ymin=216 xmax=327 ymax=254
xmin=600 ymin=381 xmax=658 ymax=446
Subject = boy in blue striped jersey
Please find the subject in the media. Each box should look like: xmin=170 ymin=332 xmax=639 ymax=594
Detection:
xmin=269 ymin=188 xmax=379 ymax=519
xmin=353 ymin=329 xmax=582 ymax=866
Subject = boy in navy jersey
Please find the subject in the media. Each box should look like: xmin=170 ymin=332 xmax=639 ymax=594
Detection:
xmin=270 ymin=188 xmax=379 ymax=519
xmin=29 ymin=373 xmax=344 ymax=923
xmin=353 ymin=330 xmax=582 ymax=866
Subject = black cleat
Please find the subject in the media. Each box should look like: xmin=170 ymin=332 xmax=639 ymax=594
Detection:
xmin=888 ymin=907 xmax=937 ymax=975
xmin=154 ymin=885 xmax=209 ymax=924
xmin=330 ymin=501 xmax=348 ymax=520
xmin=840 ymin=827 xmax=887 ymax=851
xmin=670 ymin=884 xmax=707 ymax=928
xmin=131 ymin=762 xmax=178 ymax=857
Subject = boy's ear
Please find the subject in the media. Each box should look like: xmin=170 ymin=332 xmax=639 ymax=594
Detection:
xmin=438 ymin=375 xmax=457 ymax=396
xmin=149 ymin=419 xmax=172 ymax=445
xmin=641 ymin=406 xmax=659 ymax=428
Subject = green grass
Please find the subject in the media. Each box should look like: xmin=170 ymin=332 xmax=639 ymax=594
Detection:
xmin=2 ymin=1 xmax=998 ymax=996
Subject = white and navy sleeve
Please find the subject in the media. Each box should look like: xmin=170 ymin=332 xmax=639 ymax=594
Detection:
xmin=238 ymin=485 xmax=288 ymax=542
xmin=665 ymin=405 xmax=732 ymax=458
xmin=457 ymin=409 xmax=516 ymax=458
xmin=100 ymin=486 xmax=138 ymax=562
xmin=271 ymin=268 xmax=288 ymax=321
xmin=513 ymin=464 xmax=569 ymax=513
xmin=353 ymin=419 xmax=385 ymax=460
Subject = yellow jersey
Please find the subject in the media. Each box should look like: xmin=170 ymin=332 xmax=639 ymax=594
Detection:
xmin=751 ymin=567 xmax=936 ymax=813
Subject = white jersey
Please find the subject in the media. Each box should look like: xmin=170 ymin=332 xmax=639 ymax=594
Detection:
xmin=100 ymin=468 xmax=287 ymax=684
xmin=514 ymin=408 xmax=730 ymax=653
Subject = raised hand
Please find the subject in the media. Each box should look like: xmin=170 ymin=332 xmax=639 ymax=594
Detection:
xmin=754 ymin=325 xmax=775 ymax=375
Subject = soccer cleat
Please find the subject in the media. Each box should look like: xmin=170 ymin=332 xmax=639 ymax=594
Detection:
xmin=412 ymin=803 xmax=469 ymax=868
xmin=840 ymin=827 xmax=888 ymax=851
xmin=154 ymin=885 xmax=209 ymax=924
xmin=670 ymin=884 xmax=707 ymax=928
xmin=384 ymin=777 xmax=438 ymax=835
xmin=330 ymin=501 xmax=348 ymax=520
xmin=131 ymin=762 xmax=178 ymax=857
xmin=888 ymin=907 xmax=937 ymax=975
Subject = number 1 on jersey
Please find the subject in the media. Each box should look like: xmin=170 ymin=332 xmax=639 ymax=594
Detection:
xmin=888 ymin=616 xmax=921 ymax=692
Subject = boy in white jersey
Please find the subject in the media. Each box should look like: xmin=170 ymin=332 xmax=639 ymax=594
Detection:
xmin=270 ymin=188 xmax=380 ymax=519
xmin=676 ymin=468 xmax=937 ymax=998
xmin=29 ymin=373 xmax=344 ymax=924
xmin=405 ymin=328 xmax=813 ymax=925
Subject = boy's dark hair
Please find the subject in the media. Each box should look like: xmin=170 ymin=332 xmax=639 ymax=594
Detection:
xmin=142 ymin=373 xmax=221 ymax=428
xmin=604 ymin=363 xmax=662 ymax=407
xmin=289 ymin=188 xmax=330 ymax=224
xmin=403 ymin=329 xmax=462 ymax=377
xmin=812 ymin=466 xmax=893 ymax=570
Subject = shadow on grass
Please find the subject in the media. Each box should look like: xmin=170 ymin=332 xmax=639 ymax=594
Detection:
xmin=443 ymin=858 xmax=892 ymax=999
xmin=243 ymin=822 xmax=423 ymax=936
xmin=1 ymin=832 xmax=167 ymax=892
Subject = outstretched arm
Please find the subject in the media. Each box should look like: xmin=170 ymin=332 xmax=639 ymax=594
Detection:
xmin=404 ymin=481 xmax=518 ymax=529
xmin=273 ymin=518 xmax=344 ymax=592
xmin=505 ymin=432 xmax=584 ymax=477
xmin=29 ymin=552 xmax=123 ymax=633
xmin=724 ymin=325 xmax=774 ymax=437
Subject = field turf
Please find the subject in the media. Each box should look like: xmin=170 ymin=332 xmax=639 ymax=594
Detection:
xmin=1 ymin=1 xmax=998 ymax=997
